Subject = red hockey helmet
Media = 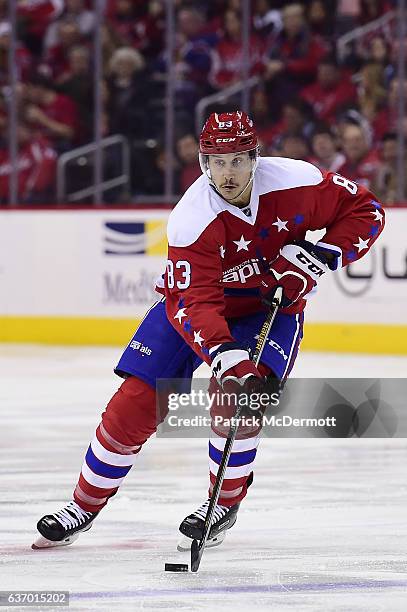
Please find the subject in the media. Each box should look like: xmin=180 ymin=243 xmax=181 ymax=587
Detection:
xmin=199 ymin=111 xmax=258 ymax=155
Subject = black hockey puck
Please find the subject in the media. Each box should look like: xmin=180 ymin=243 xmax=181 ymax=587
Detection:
xmin=165 ymin=563 xmax=189 ymax=572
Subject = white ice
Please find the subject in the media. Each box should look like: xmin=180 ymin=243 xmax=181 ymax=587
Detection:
xmin=0 ymin=344 xmax=406 ymax=611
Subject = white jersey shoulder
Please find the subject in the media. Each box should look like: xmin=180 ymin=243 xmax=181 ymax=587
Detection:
xmin=167 ymin=175 xmax=224 ymax=248
xmin=167 ymin=157 xmax=324 ymax=248
xmin=256 ymin=157 xmax=323 ymax=194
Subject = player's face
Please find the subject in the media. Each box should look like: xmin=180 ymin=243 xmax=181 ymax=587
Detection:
xmin=208 ymin=152 xmax=252 ymax=202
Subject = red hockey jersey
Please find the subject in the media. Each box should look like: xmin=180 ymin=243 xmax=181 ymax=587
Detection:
xmin=163 ymin=157 xmax=385 ymax=363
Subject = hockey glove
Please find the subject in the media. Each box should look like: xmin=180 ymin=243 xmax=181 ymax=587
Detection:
xmin=261 ymin=240 xmax=330 ymax=308
xmin=210 ymin=342 xmax=264 ymax=396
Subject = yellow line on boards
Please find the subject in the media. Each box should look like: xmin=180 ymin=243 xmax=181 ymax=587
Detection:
xmin=302 ymin=323 xmax=407 ymax=354
xmin=0 ymin=317 xmax=141 ymax=346
xmin=0 ymin=317 xmax=406 ymax=353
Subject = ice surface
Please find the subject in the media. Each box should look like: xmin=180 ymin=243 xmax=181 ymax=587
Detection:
xmin=0 ymin=344 xmax=406 ymax=611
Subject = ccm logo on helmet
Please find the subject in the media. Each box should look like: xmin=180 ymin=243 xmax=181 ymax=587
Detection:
xmin=216 ymin=137 xmax=236 ymax=143
xmin=296 ymin=252 xmax=325 ymax=277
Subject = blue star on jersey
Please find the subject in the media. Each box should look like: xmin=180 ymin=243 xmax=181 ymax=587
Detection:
xmin=368 ymin=225 xmax=379 ymax=237
xmin=258 ymin=227 xmax=270 ymax=240
xmin=183 ymin=319 xmax=192 ymax=333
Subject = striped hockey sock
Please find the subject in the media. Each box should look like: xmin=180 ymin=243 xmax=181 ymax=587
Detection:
xmin=74 ymin=423 xmax=141 ymax=512
xmin=208 ymin=431 xmax=260 ymax=506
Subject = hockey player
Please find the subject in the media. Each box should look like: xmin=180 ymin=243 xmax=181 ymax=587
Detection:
xmin=33 ymin=111 xmax=385 ymax=550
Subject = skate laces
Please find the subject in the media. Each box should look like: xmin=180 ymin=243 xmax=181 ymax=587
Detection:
xmin=193 ymin=500 xmax=229 ymax=524
xmin=54 ymin=501 xmax=93 ymax=531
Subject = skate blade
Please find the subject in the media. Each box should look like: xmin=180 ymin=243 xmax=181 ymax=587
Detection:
xmin=32 ymin=533 xmax=80 ymax=550
xmin=176 ymin=531 xmax=226 ymax=552
xmin=31 ymin=520 xmax=94 ymax=550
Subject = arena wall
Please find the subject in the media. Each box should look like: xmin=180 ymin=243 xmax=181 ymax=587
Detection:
xmin=1 ymin=208 xmax=406 ymax=353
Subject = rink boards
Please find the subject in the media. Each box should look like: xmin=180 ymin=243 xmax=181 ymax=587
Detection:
xmin=0 ymin=207 xmax=406 ymax=353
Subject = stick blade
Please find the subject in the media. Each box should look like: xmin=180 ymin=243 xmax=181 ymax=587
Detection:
xmin=190 ymin=538 xmax=202 ymax=572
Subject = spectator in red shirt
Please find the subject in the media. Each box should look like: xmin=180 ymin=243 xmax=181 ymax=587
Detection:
xmin=18 ymin=0 xmax=63 ymax=26
xmin=209 ymin=8 xmax=265 ymax=89
xmin=106 ymin=0 xmax=165 ymax=60
xmin=107 ymin=0 xmax=144 ymax=36
xmin=309 ymin=125 xmax=345 ymax=172
xmin=0 ymin=22 xmax=33 ymax=86
xmin=176 ymin=134 xmax=201 ymax=193
xmin=300 ymin=57 xmax=356 ymax=124
xmin=263 ymin=98 xmax=315 ymax=152
xmin=17 ymin=0 xmax=64 ymax=55
xmin=0 ymin=121 xmax=57 ymax=204
xmin=130 ymin=1 xmax=165 ymax=60
xmin=44 ymin=19 xmax=84 ymax=78
xmin=24 ymin=74 xmax=81 ymax=151
xmin=337 ymin=122 xmax=380 ymax=189
xmin=264 ymin=3 xmax=328 ymax=115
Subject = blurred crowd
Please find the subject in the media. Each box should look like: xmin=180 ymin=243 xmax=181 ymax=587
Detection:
xmin=0 ymin=0 xmax=405 ymax=205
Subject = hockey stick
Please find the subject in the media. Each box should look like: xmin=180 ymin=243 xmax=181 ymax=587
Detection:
xmin=190 ymin=286 xmax=283 ymax=572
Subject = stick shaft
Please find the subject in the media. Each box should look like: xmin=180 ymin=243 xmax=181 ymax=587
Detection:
xmin=191 ymin=287 xmax=282 ymax=572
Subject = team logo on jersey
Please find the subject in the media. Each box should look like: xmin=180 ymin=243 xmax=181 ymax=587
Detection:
xmin=222 ymin=259 xmax=261 ymax=284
